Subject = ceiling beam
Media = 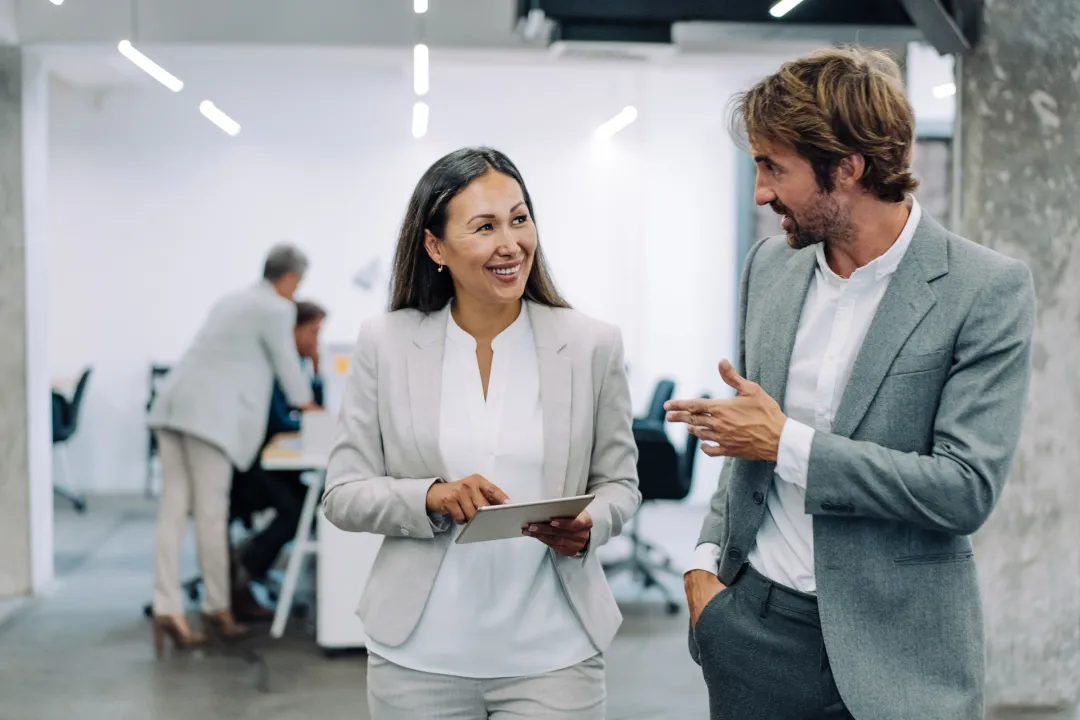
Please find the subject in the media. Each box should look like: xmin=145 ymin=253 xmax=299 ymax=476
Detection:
xmin=896 ymin=0 xmax=979 ymax=54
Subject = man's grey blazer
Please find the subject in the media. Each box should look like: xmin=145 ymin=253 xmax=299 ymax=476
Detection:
xmin=321 ymin=301 xmax=641 ymax=653
xmin=695 ymin=213 xmax=1035 ymax=720
xmin=147 ymin=281 xmax=314 ymax=470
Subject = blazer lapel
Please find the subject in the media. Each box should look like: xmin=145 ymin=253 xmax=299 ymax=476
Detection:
xmin=756 ymin=248 xmax=817 ymax=406
xmin=528 ymin=303 xmax=572 ymax=499
xmin=831 ymin=217 xmax=949 ymax=438
xmin=406 ymin=306 xmax=451 ymax=477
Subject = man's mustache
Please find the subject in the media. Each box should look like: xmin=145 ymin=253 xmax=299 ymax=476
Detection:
xmin=770 ymin=201 xmax=791 ymax=217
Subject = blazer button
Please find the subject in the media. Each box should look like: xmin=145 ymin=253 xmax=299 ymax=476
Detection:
xmin=400 ymin=527 xmax=410 ymax=537
xmin=752 ymin=491 xmax=764 ymax=505
xmin=728 ymin=548 xmax=742 ymax=560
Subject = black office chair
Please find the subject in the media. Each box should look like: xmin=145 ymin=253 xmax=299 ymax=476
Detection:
xmin=634 ymin=378 xmax=675 ymax=430
xmin=145 ymin=364 xmax=171 ymax=497
xmin=52 ymin=368 xmax=92 ymax=513
xmin=606 ymin=393 xmax=708 ymax=614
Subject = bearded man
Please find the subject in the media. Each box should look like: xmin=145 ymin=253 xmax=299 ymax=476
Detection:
xmin=665 ymin=46 xmax=1036 ymax=720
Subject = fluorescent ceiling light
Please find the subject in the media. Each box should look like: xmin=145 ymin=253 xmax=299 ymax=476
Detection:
xmin=412 ymin=101 xmax=429 ymax=138
xmin=199 ymin=101 xmax=241 ymax=137
xmin=594 ymin=106 xmax=638 ymax=140
xmin=117 ymin=40 xmax=183 ymax=92
xmin=769 ymin=0 xmax=807 ymax=18
xmin=414 ymin=0 xmax=428 ymax=13
xmin=414 ymin=44 xmax=429 ymax=96
xmin=932 ymin=82 xmax=957 ymax=99
xmin=49 ymin=0 xmax=64 ymax=5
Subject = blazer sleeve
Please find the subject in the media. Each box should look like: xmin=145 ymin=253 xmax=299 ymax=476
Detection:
xmin=696 ymin=236 xmax=767 ymax=548
xmin=804 ymin=260 xmax=1036 ymax=535
xmin=584 ymin=326 xmax=642 ymax=554
xmin=321 ymin=318 xmax=449 ymax=538
xmin=262 ymin=301 xmax=314 ymax=408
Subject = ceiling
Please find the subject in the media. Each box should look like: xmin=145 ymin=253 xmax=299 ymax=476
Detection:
xmin=524 ymin=0 xmax=977 ymax=53
xmin=31 ymin=0 xmax=964 ymax=91
xmin=19 ymin=0 xmax=973 ymax=50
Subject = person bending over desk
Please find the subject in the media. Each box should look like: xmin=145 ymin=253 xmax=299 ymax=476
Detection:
xmin=230 ymin=300 xmax=327 ymax=621
xmin=321 ymin=147 xmax=641 ymax=720
xmin=146 ymin=244 xmax=320 ymax=654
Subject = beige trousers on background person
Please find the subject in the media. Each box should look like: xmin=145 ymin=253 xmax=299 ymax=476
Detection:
xmin=366 ymin=653 xmax=606 ymax=719
xmin=151 ymin=429 xmax=234 ymax=616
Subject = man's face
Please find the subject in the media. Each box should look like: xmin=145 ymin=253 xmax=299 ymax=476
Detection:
xmin=294 ymin=318 xmax=322 ymax=359
xmin=750 ymin=138 xmax=853 ymax=249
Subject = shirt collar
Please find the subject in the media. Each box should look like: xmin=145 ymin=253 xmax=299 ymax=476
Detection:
xmin=445 ymin=301 xmax=531 ymax=351
xmin=815 ymin=196 xmax=921 ymax=284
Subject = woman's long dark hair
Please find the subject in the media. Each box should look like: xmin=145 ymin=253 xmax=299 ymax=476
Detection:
xmin=389 ymin=147 xmax=570 ymax=313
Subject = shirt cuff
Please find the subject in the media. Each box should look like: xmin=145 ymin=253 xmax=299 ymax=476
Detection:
xmin=426 ymin=478 xmax=452 ymax=533
xmin=687 ymin=542 xmax=722 ymax=576
xmin=776 ymin=419 xmax=815 ymax=489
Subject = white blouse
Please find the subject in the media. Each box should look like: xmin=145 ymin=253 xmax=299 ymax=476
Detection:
xmin=365 ymin=305 xmax=597 ymax=678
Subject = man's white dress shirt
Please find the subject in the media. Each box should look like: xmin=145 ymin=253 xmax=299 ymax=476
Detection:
xmin=366 ymin=305 xmax=597 ymax=677
xmin=693 ymin=199 xmax=922 ymax=593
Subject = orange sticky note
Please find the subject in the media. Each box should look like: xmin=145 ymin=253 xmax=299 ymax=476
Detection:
xmin=333 ymin=355 xmax=349 ymax=374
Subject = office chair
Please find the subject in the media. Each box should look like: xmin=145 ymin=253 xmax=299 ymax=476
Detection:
xmin=606 ymin=393 xmax=707 ymax=614
xmin=634 ymin=378 xmax=675 ymax=430
xmin=145 ymin=364 xmax=171 ymax=497
xmin=52 ymin=368 xmax=92 ymax=513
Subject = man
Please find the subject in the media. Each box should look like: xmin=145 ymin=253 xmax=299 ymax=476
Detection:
xmin=147 ymin=243 xmax=319 ymax=641
xmin=666 ymin=47 xmax=1034 ymax=720
xmin=231 ymin=300 xmax=328 ymax=621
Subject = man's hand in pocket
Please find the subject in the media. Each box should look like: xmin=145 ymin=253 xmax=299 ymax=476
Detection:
xmin=685 ymin=570 xmax=727 ymax=629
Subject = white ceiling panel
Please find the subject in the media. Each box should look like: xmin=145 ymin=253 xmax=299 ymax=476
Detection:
xmin=17 ymin=0 xmax=526 ymax=47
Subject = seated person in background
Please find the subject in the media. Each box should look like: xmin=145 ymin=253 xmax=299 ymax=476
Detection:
xmin=230 ymin=300 xmax=327 ymax=621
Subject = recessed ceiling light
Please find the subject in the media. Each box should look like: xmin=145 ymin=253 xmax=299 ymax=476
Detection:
xmin=414 ymin=44 xmax=429 ymax=96
xmin=932 ymin=82 xmax=957 ymax=98
xmin=117 ymin=40 xmax=183 ymax=92
xmin=769 ymin=0 xmax=807 ymax=18
xmin=199 ymin=101 xmax=241 ymax=136
xmin=412 ymin=101 xmax=429 ymax=138
xmin=595 ymin=106 xmax=638 ymax=141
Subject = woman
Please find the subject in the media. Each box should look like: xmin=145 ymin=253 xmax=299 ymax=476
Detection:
xmin=146 ymin=244 xmax=319 ymax=655
xmin=322 ymin=147 xmax=640 ymax=719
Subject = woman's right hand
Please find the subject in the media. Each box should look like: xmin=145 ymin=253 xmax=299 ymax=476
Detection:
xmin=425 ymin=475 xmax=510 ymax=524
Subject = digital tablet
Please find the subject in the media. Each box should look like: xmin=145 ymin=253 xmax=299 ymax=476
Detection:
xmin=455 ymin=494 xmax=595 ymax=545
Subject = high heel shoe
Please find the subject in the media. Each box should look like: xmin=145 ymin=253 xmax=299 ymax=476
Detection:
xmin=201 ymin=609 xmax=251 ymax=642
xmin=151 ymin=614 xmax=206 ymax=659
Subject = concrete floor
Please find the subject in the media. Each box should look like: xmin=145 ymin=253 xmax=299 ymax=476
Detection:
xmin=0 ymin=497 xmax=709 ymax=720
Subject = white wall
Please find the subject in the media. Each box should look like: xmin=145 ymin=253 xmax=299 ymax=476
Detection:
xmin=46 ymin=46 xmax=799 ymax=500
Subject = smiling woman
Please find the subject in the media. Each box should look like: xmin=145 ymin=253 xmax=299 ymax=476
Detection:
xmin=388 ymin=146 xmax=568 ymax=315
xmin=322 ymin=146 xmax=641 ymax=719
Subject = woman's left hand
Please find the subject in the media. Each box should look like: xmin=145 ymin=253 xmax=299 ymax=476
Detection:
xmin=523 ymin=511 xmax=592 ymax=557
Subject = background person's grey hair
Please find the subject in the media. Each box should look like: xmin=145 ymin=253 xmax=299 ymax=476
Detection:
xmin=263 ymin=244 xmax=309 ymax=281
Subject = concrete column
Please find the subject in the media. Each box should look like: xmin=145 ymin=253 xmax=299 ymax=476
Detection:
xmin=960 ymin=2 xmax=1080 ymax=717
xmin=0 ymin=47 xmax=53 ymax=599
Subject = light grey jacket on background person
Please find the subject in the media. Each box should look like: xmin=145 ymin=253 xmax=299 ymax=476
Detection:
xmin=147 ymin=279 xmax=314 ymax=470
xmin=321 ymin=301 xmax=641 ymax=653
xmin=692 ymin=213 xmax=1035 ymax=720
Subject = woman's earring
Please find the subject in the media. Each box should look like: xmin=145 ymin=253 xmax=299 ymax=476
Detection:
xmin=438 ymin=264 xmax=444 ymax=273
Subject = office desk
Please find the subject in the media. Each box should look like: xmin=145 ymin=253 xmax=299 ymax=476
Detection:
xmin=261 ymin=433 xmax=325 ymax=640
xmin=260 ymin=433 xmax=381 ymax=652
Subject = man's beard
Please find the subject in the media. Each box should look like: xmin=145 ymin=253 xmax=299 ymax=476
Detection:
xmin=771 ymin=195 xmax=853 ymax=250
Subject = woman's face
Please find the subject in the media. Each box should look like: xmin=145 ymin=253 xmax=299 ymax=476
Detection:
xmin=425 ymin=170 xmax=536 ymax=309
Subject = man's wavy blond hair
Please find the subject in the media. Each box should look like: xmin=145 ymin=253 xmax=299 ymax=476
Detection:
xmin=731 ymin=46 xmax=919 ymax=203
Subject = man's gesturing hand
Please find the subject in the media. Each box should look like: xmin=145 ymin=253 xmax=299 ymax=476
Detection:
xmin=685 ymin=570 xmax=727 ymax=629
xmin=523 ymin=511 xmax=593 ymax=557
xmin=425 ymin=474 xmax=510 ymax=524
xmin=665 ymin=360 xmax=787 ymax=462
